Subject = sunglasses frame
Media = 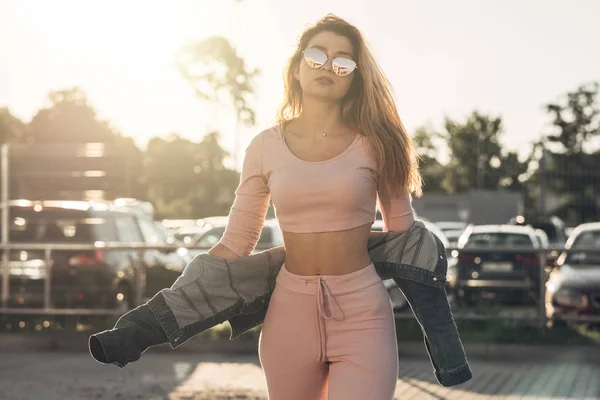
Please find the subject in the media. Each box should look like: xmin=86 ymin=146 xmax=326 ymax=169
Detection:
xmin=301 ymin=47 xmax=358 ymax=77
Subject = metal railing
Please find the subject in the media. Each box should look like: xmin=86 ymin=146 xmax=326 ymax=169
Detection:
xmin=0 ymin=242 xmax=210 ymax=316
xmin=1 ymin=242 xmax=600 ymax=327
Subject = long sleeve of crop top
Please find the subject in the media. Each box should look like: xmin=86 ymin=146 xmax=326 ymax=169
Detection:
xmin=218 ymin=134 xmax=270 ymax=257
xmin=377 ymin=183 xmax=415 ymax=232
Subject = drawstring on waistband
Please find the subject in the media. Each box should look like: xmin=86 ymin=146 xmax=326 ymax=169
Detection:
xmin=315 ymin=278 xmax=344 ymax=362
xmin=317 ymin=278 xmax=336 ymax=320
xmin=277 ymin=263 xmax=377 ymax=363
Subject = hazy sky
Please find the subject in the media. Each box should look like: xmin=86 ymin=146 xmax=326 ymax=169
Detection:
xmin=1 ymin=0 xmax=599 ymax=169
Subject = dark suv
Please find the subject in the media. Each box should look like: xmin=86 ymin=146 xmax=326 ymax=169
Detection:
xmin=1 ymin=200 xmax=149 ymax=311
xmin=454 ymin=224 xmax=542 ymax=305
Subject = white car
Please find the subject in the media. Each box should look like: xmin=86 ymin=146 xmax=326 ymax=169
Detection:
xmin=545 ymin=222 xmax=600 ymax=325
xmin=186 ymin=218 xmax=283 ymax=257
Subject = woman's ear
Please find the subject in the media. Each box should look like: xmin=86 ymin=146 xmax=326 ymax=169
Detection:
xmin=293 ymin=61 xmax=300 ymax=81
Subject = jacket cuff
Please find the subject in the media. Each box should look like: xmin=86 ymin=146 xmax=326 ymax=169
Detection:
xmin=435 ymin=363 xmax=474 ymax=387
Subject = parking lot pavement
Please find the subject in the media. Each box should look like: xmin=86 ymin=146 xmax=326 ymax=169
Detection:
xmin=0 ymin=351 xmax=598 ymax=400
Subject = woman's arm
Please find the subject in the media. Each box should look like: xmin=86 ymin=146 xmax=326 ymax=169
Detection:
xmin=209 ymin=133 xmax=270 ymax=258
xmin=208 ymin=243 xmax=241 ymax=260
xmin=377 ymin=183 xmax=415 ymax=232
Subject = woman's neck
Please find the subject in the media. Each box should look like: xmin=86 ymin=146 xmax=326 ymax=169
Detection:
xmin=295 ymin=97 xmax=344 ymax=138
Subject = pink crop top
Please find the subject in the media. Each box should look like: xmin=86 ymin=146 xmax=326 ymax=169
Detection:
xmin=218 ymin=125 xmax=415 ymax=256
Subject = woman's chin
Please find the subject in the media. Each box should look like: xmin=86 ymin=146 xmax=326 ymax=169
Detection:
xmin=304 ymin=89 xmax=345 ymax=103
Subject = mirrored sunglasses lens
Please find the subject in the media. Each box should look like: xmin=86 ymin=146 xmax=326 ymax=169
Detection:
xmin=332 ymin=58 xmax=357 ymax=76
xmin=304 ymin=48 xmax=327 ymax=69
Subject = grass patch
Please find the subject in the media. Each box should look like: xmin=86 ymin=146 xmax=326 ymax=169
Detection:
xmin=394 ymin=316 xmax=600 ymax=346
xmin=2 ymin=313 xmax=597 ymax=348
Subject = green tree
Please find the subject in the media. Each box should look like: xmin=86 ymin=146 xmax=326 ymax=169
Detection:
xmin=538 ymin=82 xmax=600 ymax=223
xmin=15 ymin=87 xmax=143 ymax=200
xmin=178 ymin=37 xmax=258 ymax=126
xmin=27 ymin=87 xmax=118 ymax=143
xmin=545 ymin=82 xmax=600 ymax=155
xmin=412 ymin=127 xmax=446 ymax=193
xmin=439 ymin=111 xmax=528 ymax=193
xmin=178 ymin=36 xmax=259 ymax=165
xmin=142 ymin=132 xmax=238 ymax=218
xmin=0 ymin=108 xmax=27 ymax=144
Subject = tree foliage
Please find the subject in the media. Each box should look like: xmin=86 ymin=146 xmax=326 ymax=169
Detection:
xmin=537 ymin=82 xmax=600 ymax=223
xmin=178 ymin=37 xmax=259 ymax=127
xmin=422 ymin=111 xmax=529 ymax=193
xmin=545 ymin=82 xmax=600 ymax=155
xmin=142 ymin=132 xmax=238 ymax=218
xmin=27 ymin=87 xmax=119 ymax=143
xmin=0 ymin=108 xmax=27 ymax=144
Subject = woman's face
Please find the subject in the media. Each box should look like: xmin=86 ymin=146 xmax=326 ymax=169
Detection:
xmin=294 ymin=31 xmax=357 ymax=103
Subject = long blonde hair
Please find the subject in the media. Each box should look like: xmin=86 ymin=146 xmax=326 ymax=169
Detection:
xmin=278 ymin=14 xmax=422 ymax=197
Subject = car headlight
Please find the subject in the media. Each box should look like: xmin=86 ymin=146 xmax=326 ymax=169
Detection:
xmin=554 ymin=290 xmax=589 ymax=309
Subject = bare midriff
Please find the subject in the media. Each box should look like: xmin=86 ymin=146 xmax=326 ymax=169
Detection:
xmin=282 ymin=223 xmax=384 ymax=276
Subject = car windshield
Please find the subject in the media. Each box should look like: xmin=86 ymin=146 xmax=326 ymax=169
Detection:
xmin=465 ymin=232 xmax=534 ymax=248
xmin=565 ymin=230 xmax=600 ymax=265
xmin=3 ymin=208 xmax=117 ymax=243
xmin=196 ymin=226 xmax=226 ymax=248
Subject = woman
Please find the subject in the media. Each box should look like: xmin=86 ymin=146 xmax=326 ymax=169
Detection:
xmin=208 ymin=14 xmax=422 ymax=400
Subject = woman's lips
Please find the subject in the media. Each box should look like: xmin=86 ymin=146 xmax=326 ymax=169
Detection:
xmin=315 ymin=76 xmax=334 ymax=84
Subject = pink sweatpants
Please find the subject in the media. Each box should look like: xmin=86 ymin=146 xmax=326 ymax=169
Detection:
xmin=259 ymin=263 xmax=398 ymax=400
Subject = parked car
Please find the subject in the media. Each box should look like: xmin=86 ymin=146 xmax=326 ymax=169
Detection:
xmin=509 ymin=215 xmax=567 ymax=267
xmin=1 ymin=200 xmax=145 ymax=312
xmin=443 ymin=229 xmax=465 ymax=248
xmin=454 ymin=224 xmax=542 ymax=305
xmin=431 ymin=222 xmax=467 ymax=248
xmin=545 ymin=222 xmax=600 ymax=326
xmin=132 ymin=214 xmax=192 ymax=300
xmin=184 ymin=218 xmax=284 ymax=258
xmin=173 ymin=225 xmax=212 ymax=245
xmin=1 ymin=199 xmax=195 ymax=312
xmin=434 ymin=221 xmax=467 ymax=234
xmin=371 ymin=219 xmax=457 ymax=310
xmin=534 ymin=229 xmax=550 ymax=249
xmin=172 ymin=216 xmax=230 ymax=246
xmin=161 ymin=218 xmax=204 ymax=232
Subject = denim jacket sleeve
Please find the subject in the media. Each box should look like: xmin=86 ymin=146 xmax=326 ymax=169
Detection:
xmin=394 ymin=234 xmax=473 ymax=387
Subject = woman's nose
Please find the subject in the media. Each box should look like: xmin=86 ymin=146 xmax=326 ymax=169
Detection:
xmin=321 ymin=58 xmax=333 ymax=71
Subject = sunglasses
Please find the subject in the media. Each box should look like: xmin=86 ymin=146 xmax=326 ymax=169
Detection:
xmin=302 ymin=47 xmax=358 ymax=77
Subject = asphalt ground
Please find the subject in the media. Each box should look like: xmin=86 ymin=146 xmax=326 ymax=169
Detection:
xmin=1 ymin=350 xmax=598 ymax=400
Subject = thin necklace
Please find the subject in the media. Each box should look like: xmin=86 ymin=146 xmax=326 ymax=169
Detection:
xmin=282 ymin=122 xmax=329 ymax=138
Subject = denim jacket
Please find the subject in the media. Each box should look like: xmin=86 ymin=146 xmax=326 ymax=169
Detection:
xmin=90 ymin=220 xmax=473 ymax=387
